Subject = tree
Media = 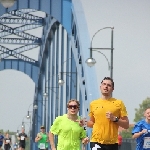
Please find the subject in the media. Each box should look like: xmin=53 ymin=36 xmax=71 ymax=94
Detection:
xmin=121 ymin=126 xmax=133 ymax=138
xmin=134 ymin=97 xmax=150 ymax=122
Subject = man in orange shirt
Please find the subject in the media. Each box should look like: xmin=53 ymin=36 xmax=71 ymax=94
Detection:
xmin=87 ymin=77 xmax=129 ymax=150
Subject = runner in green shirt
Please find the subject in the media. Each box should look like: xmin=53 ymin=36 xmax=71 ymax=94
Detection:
xmin=49 ymin=99 xmax=89 ymax=150
xmin=35 ymin=126 xmax=49 ymax=150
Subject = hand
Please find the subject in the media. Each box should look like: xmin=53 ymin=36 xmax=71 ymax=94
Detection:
xmin=82 ymin=137 xmax=90 ymax=144
xmin=141 ymin=129 xmax=148 ymax=134
xmin=76 ymin=117 xmax=87 ymax=127
xmin=106 ymin=111 xmax=115 ymax=121
xmin=51 ymin=148 xmax=56 ymax=150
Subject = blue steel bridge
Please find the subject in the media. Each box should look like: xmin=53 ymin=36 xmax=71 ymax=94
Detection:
xmin=0 ymin=0 xmax=100 ymax=149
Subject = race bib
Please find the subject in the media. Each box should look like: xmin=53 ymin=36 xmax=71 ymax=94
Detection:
xmin=143 ymin=137 xmax=150 ymax=148
xmin=39 ymin=143 xmax=46 ymax=149
xmin=21 ymin=136 xmax=25 ymax=140
xmin=6 ymin=140 xmax=10 ymax=143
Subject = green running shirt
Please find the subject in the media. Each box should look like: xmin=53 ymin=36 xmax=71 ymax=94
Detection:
xmin=38 ymin=132 xmax=48 ymax=149
xmin=50 ymin=114 xmax=86 ymax=150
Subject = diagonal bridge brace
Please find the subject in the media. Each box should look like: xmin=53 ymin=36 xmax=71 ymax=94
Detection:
xmin=0 ymin=9 xmax=45 ymax=43
xmin=0 ymin=45 xmax=38 ymax=64
xmin=2 ymin=45 xmax=39 ymax=59
xmin=1 ymin=9 xmax=44 ymax=21
xmin=0 ymin=23 xmax=41 ymax=42
xmin=0 ymin=23 xmax=43 ymax=38
xmin=0 ymin=9 xmax=44 ymax=25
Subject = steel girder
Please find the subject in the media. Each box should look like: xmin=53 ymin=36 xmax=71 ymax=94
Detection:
xmin=0 ymin=1 xmax=99 ymax=150
xmin=0 ymin=59 xmax=38 ymax=84
xmin=0 ymin=7 xmax=46 ymax=150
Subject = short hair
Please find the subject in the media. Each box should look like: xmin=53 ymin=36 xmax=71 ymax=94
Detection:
xmin=67 ymin=99 xmax=80 ymax=108
xmin=40 ymin=125 xmax=45 ymax=129
xmin=145 ymin=107 xmax=150 ymax=111
xmin=101 ymin=77 xmax=114 ymax=88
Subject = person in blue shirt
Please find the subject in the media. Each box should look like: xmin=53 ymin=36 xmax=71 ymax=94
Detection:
xmin=0 ymin=132 xmax=4 ymax=150
xmin=132 ymin=107 xmax=150 ymax=150
xmin=13 ymin=142 xmax=19 ymax=150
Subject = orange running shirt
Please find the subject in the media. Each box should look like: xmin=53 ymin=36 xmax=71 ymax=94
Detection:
xmin=89 ymin=98 xmax=128 ymax=144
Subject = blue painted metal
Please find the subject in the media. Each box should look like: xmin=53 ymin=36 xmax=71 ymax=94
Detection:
xmin=0 ymin=0 xmax=100 ymax=150
xmin=0 ymin=59 xmax=38 ymax=84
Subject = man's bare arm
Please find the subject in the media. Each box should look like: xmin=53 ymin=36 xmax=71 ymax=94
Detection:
xmin=116 ymin=116 xmax=129 ymax=129
xmin=49 ymin=132 xmax=56 ymax=149
xmin=87 ymin=115 xmax=95 ymax=128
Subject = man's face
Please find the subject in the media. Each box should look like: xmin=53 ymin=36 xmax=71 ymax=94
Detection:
xmin=144 ymin=109 xmax=150 ymax=120
xmin=67 ymin=101 xmax=79 ymax=115
xmin=100 ymin=79 xmax=114 ymax=96
xmin=22 ymin=129 xmax=25 ymax=133
xmin=40 ymin=128 xmax=45 ymax=132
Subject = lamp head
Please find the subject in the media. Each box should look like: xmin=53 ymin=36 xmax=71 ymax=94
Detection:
xmin=0 ymin=0 xmax=16 ymax=8
xmin=33 ymin=104 xmax=38 ymax=109
xmin=43 ymin=92 xmax=48 ymax=98
xmin=26 ymin=115 xmax=30 ymax=119
xmin=85 ymin=58 xmax=96 ymax=67
xmin=58 ymin=79 xmax=65 ymax=86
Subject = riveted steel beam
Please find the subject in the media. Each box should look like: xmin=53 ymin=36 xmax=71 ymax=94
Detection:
xmin=9 ymin=10 xmax=43 ymax=20
xmin=0 ymin=45 xmax=37 ymax=64
xmin=0 ymin=24 xmax=40 ymax=40
xmin=1 ymin=45 xmax=38 ymax=58
xmin=0 ymin=17 xmax=43 ymax=25
xmin=0 ymin=38 xmax=41 ymax=45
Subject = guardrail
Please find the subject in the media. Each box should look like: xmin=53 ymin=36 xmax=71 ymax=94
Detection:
xmin=120 ymin=138 xmax=136 ymax=150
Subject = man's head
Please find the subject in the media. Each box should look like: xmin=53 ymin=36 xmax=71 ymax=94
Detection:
xmin=40 ymin=126 xmax=45 ymax=132
xmin=21 ymin=128 xmax=25 ymax=133
xmin=100 ymin=77 xmax=114 ymax=96
xmin=144 ymin=108 xmax=150 ymax=121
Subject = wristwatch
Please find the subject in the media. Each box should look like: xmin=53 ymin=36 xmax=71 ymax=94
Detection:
xmin=113 ymin=117 xmax=119 ymax=122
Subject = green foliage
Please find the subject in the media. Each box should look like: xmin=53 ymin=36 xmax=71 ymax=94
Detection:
xmin=0 ymin=129 xmax=16 ymax=135
xmin=0 ymin=129 xmax=4 ymax=133
xmin=134 ymin=97 xmax=150 ymax=122
xmin=25 ymin=138 xmax=30 ymax=150
xmin=121 ymin=126 xmax=133 ymax=138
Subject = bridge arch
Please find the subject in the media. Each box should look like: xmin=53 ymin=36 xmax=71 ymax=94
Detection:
xmin=0 ymin=1 xmax=99 ymax=150
xmin=0 ymin=69 xmax=35 ymax=132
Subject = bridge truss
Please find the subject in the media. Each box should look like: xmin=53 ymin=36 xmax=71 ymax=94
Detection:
xmin=0 ymin=0 xmax=99 ymax=149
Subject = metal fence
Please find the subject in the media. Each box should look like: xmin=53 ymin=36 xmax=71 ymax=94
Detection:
xmin=120 ymin=138 xmax=136 ymax=150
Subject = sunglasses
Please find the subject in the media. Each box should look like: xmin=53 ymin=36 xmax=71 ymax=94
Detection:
xmin=68 ymin=105 xmax=78 ymax=109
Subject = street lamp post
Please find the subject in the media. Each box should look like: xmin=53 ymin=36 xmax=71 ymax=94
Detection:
xmin=43 ymin=93 xmax=47 ymax=128
xmin=58 ymin=57 xmax=77 ymax=87
xmin=86 ymin=27 xmax=114 ymax=79
xmin=16 ymin=124 xmax=22 ymax=136
xmin=26 ymin=103 xmax=37 ymax=150
xmin=22 ymin=115 xmax=29 ymax=129
xmin=26 ymin=112 xmax=32 ymax=150
xmin=44 ymin=75 xmax=60 ymax=127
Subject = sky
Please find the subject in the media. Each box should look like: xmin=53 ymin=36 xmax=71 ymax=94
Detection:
xmin=0 ymin=0 xmax=150 ymax=131
xmin=81 ymin=0 xmax=150 ymax=123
